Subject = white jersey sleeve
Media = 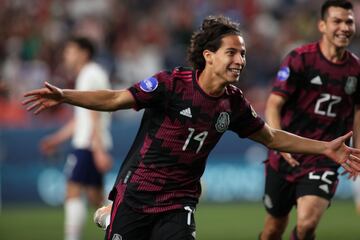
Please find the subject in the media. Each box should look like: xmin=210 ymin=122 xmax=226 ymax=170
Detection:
xmin=72 ymin=62 xmax=113 ymax=150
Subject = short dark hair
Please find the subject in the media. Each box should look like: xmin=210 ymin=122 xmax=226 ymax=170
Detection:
xmin=187 ymin=15 xmax=241 ymax=71
xmin=68 ymin=36 xmax=96 ymax=60
xmin=321 ymin=0 xmax=353 ymax=20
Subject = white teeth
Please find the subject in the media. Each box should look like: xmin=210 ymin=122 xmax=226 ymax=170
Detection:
xmin=229 ymin=68 xmax=240 ymax=73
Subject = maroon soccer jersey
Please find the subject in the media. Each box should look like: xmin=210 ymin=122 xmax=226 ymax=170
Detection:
xmin=109 ymin=67 xmax=264 ymax=213
xmin=268 ymin=42 xmax=360 ymax=181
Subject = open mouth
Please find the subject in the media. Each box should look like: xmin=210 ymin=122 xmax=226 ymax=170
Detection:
xmin=335 ymin=33 xmax=351 ymax=41
xmin=228 ymin=68 xmax=241 ymax=75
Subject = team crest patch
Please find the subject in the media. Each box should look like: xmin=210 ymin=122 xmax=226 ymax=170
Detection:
xmin=276 ymin=66 xmax=290 ymax=81
xmin=215 ymin=112 xmax=230 ymax=133
xmin=139 ymin=77 xmax=158 ymax=92
xmin=345 ymin=76 xmax=357 ymax=95
xmin=112 ymin=234 xmax=122 ymax=240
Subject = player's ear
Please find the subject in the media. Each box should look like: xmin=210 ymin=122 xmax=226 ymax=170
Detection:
xmin=203 ymin=49 xmax=213 ymax=65
xmin=318 ymin=19 xmax=326 ymax=33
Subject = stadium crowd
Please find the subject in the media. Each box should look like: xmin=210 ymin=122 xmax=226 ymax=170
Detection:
xmin=0 ymin=0 xmax=360 ymax=127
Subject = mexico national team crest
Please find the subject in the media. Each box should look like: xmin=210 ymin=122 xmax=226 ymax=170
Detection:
xmin=345 ymin=76 xmax=357 ymax=95
xmin=215 ymin=112 xmax=230 ymax=133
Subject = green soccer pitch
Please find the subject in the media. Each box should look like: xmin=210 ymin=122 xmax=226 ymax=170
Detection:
xmin=0 ymin=200 xmax=359 ymax=240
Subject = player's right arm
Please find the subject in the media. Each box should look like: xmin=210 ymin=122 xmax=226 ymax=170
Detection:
xmin=265 ymin=93 xmax=300 ymax=167
xmin=40 ymin=118 xmax=75 ymax=155
xmin=23 ymin=82 xmax=135 ymax=114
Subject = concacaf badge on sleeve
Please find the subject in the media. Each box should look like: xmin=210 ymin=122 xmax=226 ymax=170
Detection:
xmin=276 ymin=66 xmax=290 ymax=81
xmin=139 ymin=77 xmax=159 ymax=92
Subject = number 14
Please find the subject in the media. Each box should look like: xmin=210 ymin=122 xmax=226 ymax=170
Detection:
xmin=182 ymin=128 xmax=208 ymax=153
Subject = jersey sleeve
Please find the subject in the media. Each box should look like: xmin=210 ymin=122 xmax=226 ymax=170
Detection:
xmin=229 ymin=90 xmax=265 ymax=138
xmin=128 ymin=70 xmax=173 ymax=110
xmin=272 ymin=50 xmax=304 ymax=98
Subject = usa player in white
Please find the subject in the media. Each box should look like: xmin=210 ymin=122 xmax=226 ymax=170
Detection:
xmin=39 ymin=37 xmax=112 ymax=240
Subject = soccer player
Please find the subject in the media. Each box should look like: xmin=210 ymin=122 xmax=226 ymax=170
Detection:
xmin=259 ymin=1 xmax=360 ymax=240
xmin=38 ymin=37 xmax=113 ymax=240
xmin=23 ymin=16 xmax=360 ymax=240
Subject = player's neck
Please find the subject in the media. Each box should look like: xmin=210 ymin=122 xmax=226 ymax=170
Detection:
xmin=74 ymin=61 xmax=89 ymax=75
xmin=319 ymin=40 xmax=347 ymax=63
xmin=198 ymin=70 xmax=226 ymax=97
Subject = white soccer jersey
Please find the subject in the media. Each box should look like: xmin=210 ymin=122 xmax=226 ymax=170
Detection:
xmin=72 ymin=62 xmax=112 ymax=150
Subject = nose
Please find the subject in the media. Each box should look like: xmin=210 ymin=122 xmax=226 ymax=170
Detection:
xmin=340 ymin=21 xmax=354 ymax=33
xmin=235 ymin=53 xmax=246 ymax=67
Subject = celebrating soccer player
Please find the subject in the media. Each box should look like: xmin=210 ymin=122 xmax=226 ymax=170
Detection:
xmin=259 ymin=1 xmax=360 ymax=240
xmin=23 ymin=15 xmax=360 ymax=240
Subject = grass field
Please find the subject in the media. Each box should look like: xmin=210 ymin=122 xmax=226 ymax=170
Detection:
xmin=0 ymin=200 xmax=359 ymax=240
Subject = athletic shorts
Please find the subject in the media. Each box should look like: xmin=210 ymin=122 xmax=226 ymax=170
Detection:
xmin=64 ymin=148 xmax=103 ymax=187
xmin=263 ymin=165 xmax=339 ymax=217
xmin=105 ymin=189 xmax=196 ymax=240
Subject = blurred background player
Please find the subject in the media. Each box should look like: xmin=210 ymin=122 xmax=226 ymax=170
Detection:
xmin=39 ymin=36 xmax=113 ymax=240
xmin=259 ymin=1 xmax=360 ymax=240
xmin=23 ymin=15 xmax=360 ymax=240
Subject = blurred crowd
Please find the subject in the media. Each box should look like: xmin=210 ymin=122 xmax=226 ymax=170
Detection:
xmin=1 ymin=0 xmax=360 ymax=128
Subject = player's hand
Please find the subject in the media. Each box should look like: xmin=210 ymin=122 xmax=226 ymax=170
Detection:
xmin=39 ymin=135 xmax=59 ymax=156
xmin=324 ymin=131 xmax=360 ymax=176
xmin=340 ymin=169 xmax=358 ymax=181
xmin=93 ymin=149 xmax=113 ymax=173
xmin=94 ymin=204 xmax=112 ymax=230
xmin=22 ymin=82 xmax=64 ymax=115
xmin=280 ymin=152 xmax=300 ymax=167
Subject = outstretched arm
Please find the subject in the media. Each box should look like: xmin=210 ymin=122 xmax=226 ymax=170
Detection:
xmin=23 ymin=82 xmax=136 ymax=114
xmin=248 ymin=124 xmax=360 ymax=175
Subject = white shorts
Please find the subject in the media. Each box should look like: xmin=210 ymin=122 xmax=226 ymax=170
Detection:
xmin=352 ymin=178 xmax=360 ymax=204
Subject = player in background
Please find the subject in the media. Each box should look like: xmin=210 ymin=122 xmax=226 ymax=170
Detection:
xmin=259 ymin=1 xmax=360 ymax=240
xmin=23 ymin=16 xmax=360 ymax=240
xmin=39 ymin=37 xmax=113 ymax=240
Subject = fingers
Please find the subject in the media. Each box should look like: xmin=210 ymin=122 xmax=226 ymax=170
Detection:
xmin=348 ymin=155 xmax=360 ymax=172
xmin=341 ymin=131 xmax=353 ymax=142
xmin=340 ymin=168 xmax=358 ymax=181
xmin=350 ymin=147 xmax=360 ymax=155
xmin=26 ymin=100 xmax=47 ymax=114
xmin=23 ymin=88 xmax=48 ymax=97
xmin=341 ymin=160 xmax=355 ymax=175
xmin=280 ymin=152 xmax=300 ymax=167
xmin=45 ymin=81 xmax=55 ymax=91
xmin=33 ymin=103 xmax=47 ymax=115
xmin=342 ymin=158 xmax=360 ymax=174
xmin=22 ymin=96 xmax=40 ymax=106
xmin=286 ymin=157 xmax=300 ymax=167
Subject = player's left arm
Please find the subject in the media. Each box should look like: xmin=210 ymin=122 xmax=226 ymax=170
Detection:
xmin=90 ymin=110 xmax=113 ymax=173
xmin=353 ymin=105 xmax=360 ymax=149
xmin=248 ymin=124 xmax=360 ymax=174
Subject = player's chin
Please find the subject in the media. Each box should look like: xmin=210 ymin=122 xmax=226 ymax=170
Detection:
xmin=226 ymin=73 xmax=240 ymax=83
xmin=334 ymin=39 xmax=351 ymax=48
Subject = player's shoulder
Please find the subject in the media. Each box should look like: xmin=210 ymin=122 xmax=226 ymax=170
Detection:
xmin=348 ymin=51 xmax=360 ymax=66
xmin=155 ymin=66 xmax=194 ymax=83
xmin=155 ymin=66 xmax=192 ymax=77
xmin=171 ymin=66 xmax=194 ymax=80
xmin=226 ymin=84 xmax=244 ymax=97
xmin=290 ymin=42 xmax=318 ymax=58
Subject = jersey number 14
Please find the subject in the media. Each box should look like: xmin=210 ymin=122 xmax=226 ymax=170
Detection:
xmin=182 ymin=128 xmax=208 ymax=153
